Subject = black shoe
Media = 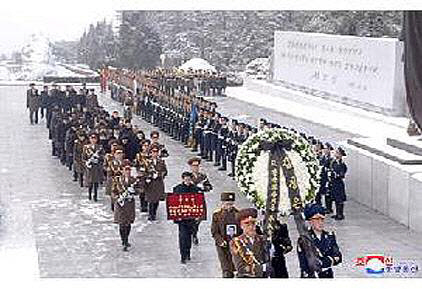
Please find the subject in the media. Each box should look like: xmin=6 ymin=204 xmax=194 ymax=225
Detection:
xmin=192 ymin=148 xmax=198 ymax=152
xmin=218 ymin=167 xmax=227 ymax=171
xmin=141 ymin=208 xmax=148 ymax=213
xmin=123 ymin=246 xmax=129 ymax=252
xmin=147 ymin=216 xmax=152 ymax=221
xmin=187 ymin=255 xmax=191 ymax=261
xmin=88 ymin=194 xmax=92 ymax=200
xmin=228 ymin=173 xmax=234 ymax=177
xmin=331 ymin=215 xmax=338 ymax=219
xmin=214 ymin=163 xmax=220 ymax=167
xmin=180 ymin=259 xmax=187 ymax=264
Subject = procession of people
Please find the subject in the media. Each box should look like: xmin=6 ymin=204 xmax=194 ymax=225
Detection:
xmin=25 ymin=64 xmax=347 ymax=278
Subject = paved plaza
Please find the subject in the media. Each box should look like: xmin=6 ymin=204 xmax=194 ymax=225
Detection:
xmin=0 ymin=85 xmax=421 ymax=278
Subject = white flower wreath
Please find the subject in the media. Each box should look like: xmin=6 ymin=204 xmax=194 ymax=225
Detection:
xmin=235 ymin=128 xmax=321 ymax=216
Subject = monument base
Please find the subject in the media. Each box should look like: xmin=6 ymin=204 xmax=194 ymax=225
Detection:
xmin=343 ymin=136 xmax=422 ymax=233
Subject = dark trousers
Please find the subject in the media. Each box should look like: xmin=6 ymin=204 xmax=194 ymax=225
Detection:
xmin=29 ymin=109 xmax=38 ymax=124
xmin=46 ymin=108 xmax=52 ymax=128
xmin=119 ymin=224 xmax=131 ymax=246
xmin=88 ymin=183 xmax=99 ymax=201
xmin=192 ymin=220 xmax=201 ymax=238
xmin=148 ymin=202 xmax=159 ymax=219
xmin=178 ymin=221 xmax=194 ymax=261
xmin=271 ymin=255 xmax=289 ymax=278
xmin=140 ymin=194 xmax=148 ymax=211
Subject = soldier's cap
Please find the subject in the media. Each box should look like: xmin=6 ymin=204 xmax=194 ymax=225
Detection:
xmin=237 ymin=208 xmax=258 ymax=223
xmin=150 ymin=131 xmax=160 ymax=138
xmin=141 ymin=139 xmax=151 ymax=145
xmin=181 ymin=171 xmax=193 ymax=178
xmin=89 ymin=88 xmax=95 ymax=92
xmin=259 ymin=118 xmax=267 ymax=123
xmin=29 ymin=83 xmax=35 ymax=86
xmin=337 ymin=147 xmax=347 ymax=157
xmin=324 ymin=142 xmax=333 ymax=150
xmin=43 ymin=85 xmax=48 ymax=89
xmin=304 ymin=203 xmax=326 ymax=220
xmin=150 ymin=144 xmax=160 ymax=152
xmin=187 ymin=157 xmax=201 ymax=166
xmin=109 ymin=139 xmax=119 ymax=146
xmin=221 ymin=192 xmax=235 ymax=202
xmin=232 ymin=119 xmax=238 ymax=124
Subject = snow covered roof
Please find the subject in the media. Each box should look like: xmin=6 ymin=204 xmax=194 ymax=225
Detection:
xmin=179 ymin=58 xmax=217 ymax=73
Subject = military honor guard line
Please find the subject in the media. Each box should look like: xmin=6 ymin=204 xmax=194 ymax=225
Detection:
xmin=25 ymin=66 xmax=348 ymax=278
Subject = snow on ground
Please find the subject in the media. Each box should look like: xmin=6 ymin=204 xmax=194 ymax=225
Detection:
xmin=226 ymin=78 xmax=409 ymax=140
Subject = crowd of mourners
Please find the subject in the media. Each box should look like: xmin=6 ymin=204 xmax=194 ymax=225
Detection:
xmin=24 ymin=65 xmax=347 ymax=278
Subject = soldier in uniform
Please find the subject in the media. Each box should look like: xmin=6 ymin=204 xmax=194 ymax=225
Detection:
xmin=86 ymin=89 xmax=99 ymax=111
xmin=111 ymin=164 xmax=138 ymax=251
xmin=145 ymin=145 xmax=168 ymax=221
xmin=40 ymin=85 xmax=49 ymax=120
xmin=26 ymin=83 xmax=40 ymax=124
xmin=318 ymin=143 xmax=333 ymax=211
xmin=134 ymin=139 xmax=151 ymax=212
xmin=172 ymin=171 xmax=201 ymax=264
xmin=230 ymin=208 xmax=268 ymax=278
xmin=188 ymin=157 xmax=213 ymax=245
xmin=150 ymin=131 xmax=169 ymax=158
xmin=329 ymin=147 xmax=348 ymax=220
xmin=211 ymin=192 xmax=240 ymax=278
xmin=104 ymin=141 xmax=121 ymax=210
xmin=297 ymin=203 xmax=342 ymax=278
xmin=82 ymin=132 xmax=104 ymax=201
xmin=73 ymin=128 xmax=87 ymax=187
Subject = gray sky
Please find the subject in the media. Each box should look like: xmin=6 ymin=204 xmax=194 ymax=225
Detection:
xmin=0 ymin=0 xmax=115 ymax=55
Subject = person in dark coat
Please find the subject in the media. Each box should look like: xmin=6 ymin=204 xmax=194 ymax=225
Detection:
xmin=297 ymin=204 xmax=342 ymax=278
xmin=40 ymin=85 xmax=49 ymax=119
xmin=145 ymin=145 xmax=167 ymax=221
xmin=329 ymin=147 xmax=348 ymax=220
xmin=26 ymin=83 xmax=39 ymax=124
xmin=172 ymin=171 xmax=201 ymax=264
xmin=270 ymin=219 xmax=292 ymax=278
xmin=211 ymin=192 xmax=240 ymax=278
xmin=82 ymin=132 xmax=104 ymax=201
xmin=111 ymin=165 xmax=138 ymax=251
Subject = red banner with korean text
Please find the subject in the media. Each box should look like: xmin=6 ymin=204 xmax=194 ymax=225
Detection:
xmin=166 ymin=193 xmax=207 ymax=221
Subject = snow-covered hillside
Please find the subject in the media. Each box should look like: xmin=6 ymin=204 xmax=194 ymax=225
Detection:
xmin=0 ymin=33 xmax=97 ymax=81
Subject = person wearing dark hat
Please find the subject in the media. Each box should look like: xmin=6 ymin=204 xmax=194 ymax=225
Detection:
xmin=111 ymin=164 xmax=138 ymax=252
xmin=328 ymin=147 xmax=348 ymax=220
xmin=150 ymin=131 xmax=169 ymax=158
xmin=82 ymin=132 xmax=104 ymax=201
xmin=297 ymin=203 xmax=342 ymax=278
xmin=144 ymin=144 xmax=167 ymax=221
xmin=73 ymin=128 xmax=88 ymax=187
xmin=211 ymin=192 xmax=240 ymax=278
xmin=39 ymin=85 xmax=49 ymax=120
xmin=230 ymin=208 xmax=267 ymax=278
xmin=188 ymin=157 xmax=213 ymax=245
xmin=172 ymin=171 xmax=201 ymax=264
xmin=26 ymin=83 xmax=40 ymax=125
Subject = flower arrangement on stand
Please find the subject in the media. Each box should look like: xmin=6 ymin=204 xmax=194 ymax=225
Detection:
xmin=235 ymin=128 xmax=321 ymax=216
